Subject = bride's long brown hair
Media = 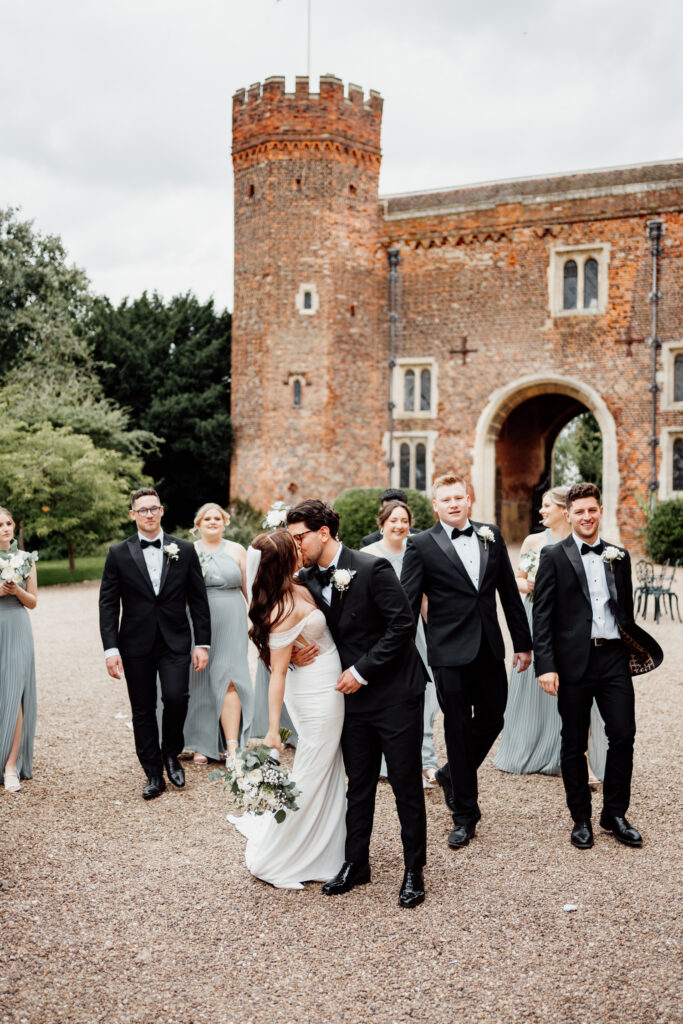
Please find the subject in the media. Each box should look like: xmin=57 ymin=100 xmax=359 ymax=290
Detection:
xmin=248 ymin=530 xmax=300 ymax=669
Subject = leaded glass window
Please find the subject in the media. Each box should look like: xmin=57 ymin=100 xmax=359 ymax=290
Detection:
xmin=420 ymin=369 xmax=431 ymax=412
xmin=584 ymin=258 xmax=598 ymax=309
xmin=415 ymin=443 xmax=426 ymax=491
xmin=674 ymin=438 xmax=683 ymax=490
xmin=293 ymin=379 xmax=302 ymax=407
xmin=674 ymin=354 xmax=683 ymax=402
xmin=404 ymin=370 xmax=415 ymax=412
xmin=399 ymin=443 xmax=410 ymax=488
xmin=563 ymin=260 xmax=577 ymax=309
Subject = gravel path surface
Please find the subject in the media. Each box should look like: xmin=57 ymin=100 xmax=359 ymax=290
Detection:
xmin=1 ymin=578 xmax=681 ymax=1024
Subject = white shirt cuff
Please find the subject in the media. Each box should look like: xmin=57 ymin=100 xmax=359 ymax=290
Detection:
xmin=195 ymin=645 xmax=210 ymax=650
xmin=104 ymin=648 xmax=120 ymax=660
xmin=349 ymin=664 xmax=367 ymax=686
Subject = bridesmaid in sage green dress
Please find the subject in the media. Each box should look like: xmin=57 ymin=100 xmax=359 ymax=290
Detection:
xmin=0 ymin=506 xmax=38 ymax=793
xmin=184 ymin=504 xmax=253 ymax=763
xmin=494 ymin=487 xmax=607 ymax=778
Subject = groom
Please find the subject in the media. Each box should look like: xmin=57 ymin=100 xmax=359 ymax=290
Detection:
xmin=99 ymin=487 xmax=211 ymax=800
xmin=287 ymin=499 xmax=428 ymax=908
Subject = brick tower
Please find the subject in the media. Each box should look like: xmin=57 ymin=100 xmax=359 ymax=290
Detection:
xmin=231 ymin=75 xmax=386 ymax=510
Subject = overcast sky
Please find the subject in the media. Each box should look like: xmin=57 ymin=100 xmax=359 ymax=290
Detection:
xmin=2 ymin=0 xmax=681 ymax=312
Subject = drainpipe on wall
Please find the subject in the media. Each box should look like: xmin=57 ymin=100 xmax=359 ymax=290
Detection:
xmin=387 ymin=248 xmax=400 ymax=487
xmin=646 ymin=220 xmax=663 ymax=510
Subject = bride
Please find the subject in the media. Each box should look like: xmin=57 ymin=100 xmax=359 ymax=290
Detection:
xmin=228 ymin=529 xmax=346 ymax=889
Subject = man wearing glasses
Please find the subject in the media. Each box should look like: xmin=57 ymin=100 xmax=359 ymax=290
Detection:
xmin=99 ymin=487 xmax=211 ymax=800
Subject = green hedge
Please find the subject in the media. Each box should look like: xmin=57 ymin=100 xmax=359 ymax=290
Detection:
xmin=644 ymin=499 xmax=683 ymax=564
xmin=333 ymin=487 xmax=434 ymax=550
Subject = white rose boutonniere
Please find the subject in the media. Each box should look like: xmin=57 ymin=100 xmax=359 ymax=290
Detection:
xmin=331 ymin=568 xmax=356 ymax=593
xmin=477 ymin=526 xmax=495 ymax=550
xmin=164 ymin=542 xmax=180 ymax=563
xmin=602 ymin=546 xmax=625 ymax=570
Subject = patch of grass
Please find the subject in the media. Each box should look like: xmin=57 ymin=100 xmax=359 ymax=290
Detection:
xmin=36 ymin=555 xmax=106 ymax=587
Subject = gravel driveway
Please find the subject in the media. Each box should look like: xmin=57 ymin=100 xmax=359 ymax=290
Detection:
xmin=1 ymin=578 xmax=681 ymax=1024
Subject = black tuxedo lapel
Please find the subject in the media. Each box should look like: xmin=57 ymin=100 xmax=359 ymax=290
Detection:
xmin=300 ymin=568 xmax=334 ymax=626
xmin=562 ymin=536 xmax=591 ymax=606
xmin=159 ymin=535 xmax=172 ymax=593
xmin=127 ymin=535 xmax=156 ymax=596
xmin=327 ymin=546 xmax=353 ymax=629
xmin=604 ymin=559 xmax=619 ymax=608
xmin=471 ymin=522 xmax=489 ymax=588
xmin=430 ymin=523 xmax=477 ymax=592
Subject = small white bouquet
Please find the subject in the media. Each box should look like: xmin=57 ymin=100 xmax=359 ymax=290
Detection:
xmin=211 ymin=735 xmax=301 ymax=824
xmin=262 ymin=501 xmax=290 ymax=530
xmin=519 ymin=548 xmax=540 ymax=600
xmin=0 ymin=542 xmax=38 ymax=584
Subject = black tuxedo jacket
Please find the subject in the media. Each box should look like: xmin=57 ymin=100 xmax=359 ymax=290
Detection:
xmin=99 ymin=534 xmax=211 ymax=658
xmin=298 ymin=546 xmax=427 ymax=715
xmin=532 ymin=535 xmax=662 ymax=683
xmin=400 ymin=521 xmax=531 ymax=668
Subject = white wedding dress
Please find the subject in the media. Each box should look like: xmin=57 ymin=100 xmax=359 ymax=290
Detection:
xmin=229 ymin=609 xmax=346 ymax=889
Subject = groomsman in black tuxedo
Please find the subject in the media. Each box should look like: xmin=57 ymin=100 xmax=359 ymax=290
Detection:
xmin=401 ymin=474 xmax=531 ymax=849
xmin=287 ymin=499 xmax=428 ymax=908
xmin=533 ymin=482 xmax=662 ymax=849
xmin=99 ymin=488 xmax=211 ymax=800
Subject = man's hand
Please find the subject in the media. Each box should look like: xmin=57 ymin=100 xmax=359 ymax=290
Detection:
xmin=106 ymin=655 xmax=124 ymax=680
xmin=513 ymin=651 xmax=532 ymax=673
xmin=291 ymin=643 xmax=319 ymax=667
xmin=193 ymin=647 xmax=209 ymax=672
xmin=539 ymin=671 xmax=559 ymax=696
xmin=336 ymin=669 xmax=362 ymax=694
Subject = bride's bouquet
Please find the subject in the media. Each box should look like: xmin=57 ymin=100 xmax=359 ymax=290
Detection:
xmin=262 ymin=501 xmax=290 ymax=530
xmin=211 ymin=738 xmax=301 ymax=824
xmin=0 ymin=541 xmax=38 ymax=584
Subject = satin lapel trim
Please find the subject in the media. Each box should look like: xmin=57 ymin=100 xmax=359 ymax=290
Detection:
xmin=128 ymin=535 xmax=156 ymax=596
xmin=159 ymin=534 xmax=172 ymax=593
xmin=327 ymin=546 xmax=352 ymax=628
xmin=430 ymin=524 xmax=477 ymax=592
xmin=471 ymin=522 xmax=489 ymax=589
xmin=603 ymin=549 xmax=619 ymax=608
xmin=562 ymin=537 xmax=591 ymax=606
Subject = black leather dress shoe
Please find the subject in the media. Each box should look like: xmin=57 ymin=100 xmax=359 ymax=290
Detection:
xmin=435 ymin=766 xmax=457 ymax=813
xmin=570 ymin=820 xmax=594 ymax=849
xmin=448 ymin=823 xmax=476 ymax=849
xmin=163 ymin=755 xmax=185 ymax=788
xmin=322 ymin=861 xmax=371 ymax=895
xmin=398 ymin=869 xmax=425 ymax=908
xmin=599 ymin=813 xmax=642 ymax=846
xmin=142 ymin=775 xmax=167 ymax=800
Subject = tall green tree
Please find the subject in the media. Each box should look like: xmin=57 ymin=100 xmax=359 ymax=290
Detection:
xmin=91 ymin=292 xmax=232 ymax=529
xmin=553 ymin=412 xmax=603 ymax=491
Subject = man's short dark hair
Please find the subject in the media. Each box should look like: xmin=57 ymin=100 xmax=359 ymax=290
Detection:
xmin=130 ymin=487 xmax=160 ymax=509
xmin=380 ymin=488 xmax=408 ymax=505
xmin=566 ymin=482 xmax=601 ymax=508
xmin=286 ymin=498 xmax=340 ymax=538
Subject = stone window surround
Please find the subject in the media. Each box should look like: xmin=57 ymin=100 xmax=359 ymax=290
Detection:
xmin=659 ymin=427 xmax=683 ymax=499
xmin=549 ymin=243 xmax=610 ymax=317
xmin=295 ymin=282 xmax=319 ymax=316
xmin=660 ymin=342 xmax=683 ymax=410
xmin=384 ymin=429 xmax=437 ymax=493
xmin=392 ymin=357 xmax=438 ymax=419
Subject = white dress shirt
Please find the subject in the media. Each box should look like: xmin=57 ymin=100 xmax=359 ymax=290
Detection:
xmin=441 ymin=519 xmax=480 ymax=589
xmin=574 ymin=534 xmax=620 ymax=640
xmin=318 ymin=544 xmax=366 ymax=685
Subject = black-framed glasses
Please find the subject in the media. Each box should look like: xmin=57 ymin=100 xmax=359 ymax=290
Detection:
xmin=132 ymin=506 xmax=162 ymax=516
xmin=291 ymin=529 xmax=314 ymax=544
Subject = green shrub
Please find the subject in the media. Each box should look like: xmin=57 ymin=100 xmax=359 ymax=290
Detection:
xmin=644 ymin=499 xmax=683 ymax=564
xmin=224 ymin=497 xmax=265 ymax=548
xmin=333 ymin=487 xmax=434 ymax=550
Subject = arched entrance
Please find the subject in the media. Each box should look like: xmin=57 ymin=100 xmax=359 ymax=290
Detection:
xmin=472 ymin=374 xmax=620 ymax=543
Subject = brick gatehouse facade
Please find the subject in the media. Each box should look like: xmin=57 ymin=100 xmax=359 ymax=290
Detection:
xmin=230 ymin=74 xmax=683 ymax=545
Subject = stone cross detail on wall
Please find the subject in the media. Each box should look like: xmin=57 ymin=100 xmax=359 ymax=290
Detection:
xmin=450 ymin=336 xmax=479 ymax=365
xmin=615 ymin=326 xmax=644 ymax=357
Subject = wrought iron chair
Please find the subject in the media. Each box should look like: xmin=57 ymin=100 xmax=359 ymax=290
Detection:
xmin=651 ymin=560 xmax=681 ymax=623
xmin=634 ymin=560 xmax=655 ymax=620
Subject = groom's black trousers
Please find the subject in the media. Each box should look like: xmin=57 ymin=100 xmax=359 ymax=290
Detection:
xmin=122 ymin=627 xmax=191 ymax=777
xmin=433 ymin=635 xmax=508 ymax=826
xmin=341 ymin=696 xmax=427 ymax=870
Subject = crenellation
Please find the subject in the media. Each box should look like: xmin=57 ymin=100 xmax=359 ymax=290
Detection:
xmin=247 ymin=82 xmax=261 ymax=103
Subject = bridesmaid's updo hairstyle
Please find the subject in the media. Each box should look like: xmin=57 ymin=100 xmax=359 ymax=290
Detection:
xmin=543 ymin=485 xmax=569 ymax=508
xmin=191 ymin=503 xmax=230 ymax=537
xmin=377 ymin=499 xmax=412 ymax=529
xmin=0 ymin=506 xmax=13 ymax=524
xmin=248 ymin=530 xmax=299 ymax=669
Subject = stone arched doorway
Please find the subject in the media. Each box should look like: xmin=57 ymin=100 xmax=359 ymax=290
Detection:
xmin=471 ymin=374 xmax=620 ymax=543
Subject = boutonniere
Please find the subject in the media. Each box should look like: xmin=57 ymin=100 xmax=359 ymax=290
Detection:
xmin=602 ymin=546 xmax=625 ymax=570
xmin=164 ymin=542 xmax=180 ymax=563
xmin=477 ymin=526 xmax=495 ymax=550
xmin=331 ymin=568 xmax=356 ymax=593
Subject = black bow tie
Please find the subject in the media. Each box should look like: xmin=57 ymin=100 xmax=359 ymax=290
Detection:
xmin=580 ymin=541 xmax=604 ymax=556
xmin=140 ymin=538 xmax=161 ymax=550
xmin=451 ymin=525 xmax=474 ymax=539
xmin=313 ymin=564 xmax=334 ymax=587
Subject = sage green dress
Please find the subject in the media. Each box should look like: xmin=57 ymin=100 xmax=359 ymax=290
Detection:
xmin=0 ymin=576 xmax=37 ymax=782
xmin=183 ymin=543 xmax=253 ymax=759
